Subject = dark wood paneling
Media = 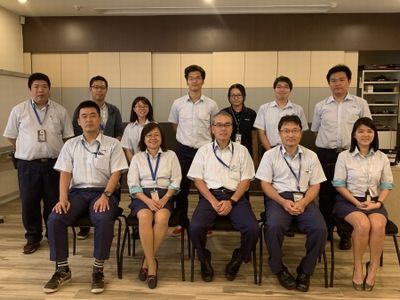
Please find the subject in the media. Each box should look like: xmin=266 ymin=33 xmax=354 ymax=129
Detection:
xmin=23 ymin=14 xmax=400 ymax=52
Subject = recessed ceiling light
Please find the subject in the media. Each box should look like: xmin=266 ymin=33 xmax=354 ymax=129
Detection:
xmin=204 ymin=0 xmax=214 ymax=4
xmin=18 ymin=0 xmax=28 ymax=4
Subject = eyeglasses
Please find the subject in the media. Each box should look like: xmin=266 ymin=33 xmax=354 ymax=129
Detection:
xmin=91 ymin=85 xmax=107 ymax=90
xmin=145 ymin=133 xmax=161 ymax=139
xmin=135 ymin=105 xmax=149 ymax=109
xmin=213 ymin=122 xmax=232 ymax=129
xmin=230 ymin=94 xmax=243 ymax=98
xmin=280 ymin=128 xmax=301 ymax=135
xmin=187 ymin=76 xmax=203 ymax=82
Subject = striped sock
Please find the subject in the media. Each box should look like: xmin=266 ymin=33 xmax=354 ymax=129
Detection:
xmin=93 ymin=259 xmax=104 ymax=273
xmin=56 ymin=260 xmax=69 ymax=272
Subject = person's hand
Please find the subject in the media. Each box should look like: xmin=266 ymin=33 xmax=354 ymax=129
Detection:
xmin=355 ymin=200 xmax=367 ymax=209
xmin=293 ymin=199 xmax=306 ymax=214
xmin=93 ymin=194 xmax=110 ymax=213
xmin=361 ymin=201 xmax=381 ymax=211
xmin=281 ymin=200 xmax=301 ymax=216
xmin=217 ymin=200 xmax=233 ymax=216
xmin=144 ymin=197 xmax=161 ymax=212
xmin=159 ymin=196 xmax=170 ymax=208
xmin=52 ymin=198 xmax=70 ymax=214
xmin=210 ymin=199 xmax=221 ymax=213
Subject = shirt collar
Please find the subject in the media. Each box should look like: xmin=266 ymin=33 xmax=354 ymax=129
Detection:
xmin=185 ymin=94 xmax=205 ymax=103
xmin=31 ymin=98 xmax=50 ymax=109
xmin=145 ymin=148 xmax=163 ymax=158
xmin=326 ymin=93 xmax=352 ymax=104
xmin=280 ymin=145 xmax=303 ymax=158
xmin=351 ymin=147 xmax=375 ymax=158
xmin=80 ymin=132 xmax=102 ymax=145
xmin=272 ymin=100 xmax=293 ymax=109
xmin=132 ymin=119 xmax=150 ymax=126
xmin=213 ymin=140 xmax=233 ymax=152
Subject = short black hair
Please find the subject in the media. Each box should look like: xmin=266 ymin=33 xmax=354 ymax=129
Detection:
xmin=138 ymin=122 xmax=167 ymax=152
xmin=278 ymin=115 xmax=302 ymax=131
xmin=184 ymin=65 xmax=206 ymax=80
xmin=89 ymin=75 xmax=108 ymax=88
xmin=28 ymin=73 xmax=51 ymax=89
xmin=228 ymin=83 xmax=246 ymax=101
xmin=212 ymin=110 xmax=233 ymax=125
xmin=326 ymin=64 xmax=352 ymax=82
xmin=130 ymin=96 xmax=154 ymax=123
xmin=76 ymin=100 xmax=100 ymax=117
xmin=350 ymin=117 xmax=379 ymax=152
xmin=273 ymin=76 xmax=293 ymax=90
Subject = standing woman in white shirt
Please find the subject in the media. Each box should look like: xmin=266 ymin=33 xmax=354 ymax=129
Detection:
xmin=121 ymin=97 xmax=154 ymax=162
xmin=332 ymin=117 xmax=393 ymax=291
xmin=127 ymin=122 xmax=181 ymax=289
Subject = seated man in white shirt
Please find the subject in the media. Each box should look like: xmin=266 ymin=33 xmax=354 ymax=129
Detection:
xmin=43 ymin=101 xmax=128 ymax=294
xmin=256 ymin=115 xmax=327 ymax=292
xmin=188 ymin=111 xmax=259 ymax=282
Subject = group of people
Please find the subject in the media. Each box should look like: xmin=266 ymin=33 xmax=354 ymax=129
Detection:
xmin=2 ymin=63 xmax=393 ymax=294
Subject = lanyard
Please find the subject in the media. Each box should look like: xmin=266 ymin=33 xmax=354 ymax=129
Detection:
xmin=213 ymin=142 xmax=234 ymax=169
xmin=281 ymin=146 xmax=302 ymax=192
xmin=81 ymin=139 xmax=100 ymax=157
xmin=31 ymin=101 xmax=49 ymax=126
xmin=147 ymin=152 xmax=161 ymax=183
xmin=229 ymin=107 xmax=244 ymax=133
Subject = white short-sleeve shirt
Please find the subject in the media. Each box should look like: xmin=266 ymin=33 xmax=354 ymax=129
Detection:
xmin=311 ymin=93 xmax=371 ymax=149
xmin=254 ymin=100 xmax=309 ymax=147
xmin=168 ymin=94 xmax=219 ymax=149
xmin=121 ymin=120 xmax=150 ymax=154
xmin=54 ymin=133 xmax=128 ymax=188
xmin=256 ymin=145 xmax=326 ymax=193
xmin=3 ymin=99 xmax=74 ymax=160
xmin=187 ymin=141 xmax=255 ymax=191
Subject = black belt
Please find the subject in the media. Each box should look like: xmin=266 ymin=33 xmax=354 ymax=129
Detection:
xmin=26 ymin=158 xmax=56 ymax=163
xmin=209 ymin=188 xmax=234 ymax=194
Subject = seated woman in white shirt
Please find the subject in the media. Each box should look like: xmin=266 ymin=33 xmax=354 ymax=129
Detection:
xmin=332 ymin=117 xmax=393 ymax=291
xmin=127 ymin=122 xmax=181 ymax=289
xmin=121 ymin=96 xmax=154 ymax=162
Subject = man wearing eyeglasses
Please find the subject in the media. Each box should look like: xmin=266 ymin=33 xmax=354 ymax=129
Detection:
xmin=188 ymin=111 xmax=259 ymax=282
xmin=256 ymin=115 xmax=327 ymax=292
xmin=254 ymin=76 xmax=308 ymax=151
xmin=72 ymin=75 xmax=123 ymax=239
xmin=168 ymin=65 xmax=219 ymax=236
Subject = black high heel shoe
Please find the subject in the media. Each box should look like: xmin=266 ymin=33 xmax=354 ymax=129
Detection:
xmin=147 ymin=258 xmax=158 ymax=289
xmin=138 ymin=256 xmax=148 ymax=281
xmin=364 ymin=261 xmax=375 ymax=292
xmin=352 ymin=268 xmax=363 ymax=291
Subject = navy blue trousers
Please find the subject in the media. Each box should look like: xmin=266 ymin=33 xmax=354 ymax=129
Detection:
xmin=264 ymin=193 xmax=327 ymax=275
xmin=189 ymin=190 xmax=259 ymax=263
xmin=47 ymin=188 xmax=119 ymax=262
xmin=17 ymin=159 xmax=59 ymax=243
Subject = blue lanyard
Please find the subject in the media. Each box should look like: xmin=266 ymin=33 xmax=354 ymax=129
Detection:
xmin=280 ymin=146 xmax=302 ymax=192
xmin=31 ymin=101 xmax=48 ymax=126
xmin=147 ymin=152 xmax=161 ymax=182
xmin=81 ymin=139 xmax=100 ymax=157
xmin=213 ymin=142 xmax=234 ymax=169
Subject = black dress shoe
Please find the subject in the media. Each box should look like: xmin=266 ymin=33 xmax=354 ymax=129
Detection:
xmin=200 ymin=249 xmax=214 ymax=282
xmin=147 ymin=259 xmax=158 ymax=289
xmin=276 ymin=268 xmax=296 ymax=290
xmin=225 ymin=248 xmax=243 ymax=281
xmin=339 ymin=238 xmax=352 ymax=250
xmin=23 ymin=241 xmax=40 ymax=254
xmin=296 ymin=268 xmax=310 ymax=292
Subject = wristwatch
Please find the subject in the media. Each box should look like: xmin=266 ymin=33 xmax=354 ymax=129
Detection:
xmin=103 ymin=191 xmax=112 ymax=198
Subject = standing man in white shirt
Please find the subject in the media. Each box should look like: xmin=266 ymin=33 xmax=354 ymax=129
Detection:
xmin=311 ymin=64 xmax=372 ymax=250
xmin=254 ymin=76 xmax=308 ymax=151
xmin=168 ymin=65 xmax=219 ymax=236
xmin=188 ymin=111 xmax=259 ymax=282
xmin=72 ymin=75 xmax=124 ymax=239
xmin=43 ymin=100 xmax=128 ymax=294
xmin=3 ymin=72 xmax=74 ymax=254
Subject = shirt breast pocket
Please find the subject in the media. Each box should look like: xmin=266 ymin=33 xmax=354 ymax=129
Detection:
xmin=49 ymin=116 xmax=63 ymax=134
xmin=94 ymin=156 xmax=109 ymax=170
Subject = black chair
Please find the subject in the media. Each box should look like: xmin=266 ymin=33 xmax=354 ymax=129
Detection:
xmin=190 ymin=215 xmax=258 ymax=284
xmin=258 ymin=212 xmax=328 ymax=287
xmin=329 ymin=215 xmax=400 ymax=287
xmin=119 ymin=209 xmax=188 ymax=281
xmin=70 ymin=206 xmax=125 ymax=279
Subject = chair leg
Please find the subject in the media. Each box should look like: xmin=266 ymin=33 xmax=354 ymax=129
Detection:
xmin=330 ymin=230 xmax=335 ymax=287
xmin=116 ymin=217 xmax=123 ymax=279
xmin=187 ymin=230 xmax=191 ymax=259
xmin=252 ymin=246 xmax=257 ymax=284
xmin=380 ymin=251 xmax=384 ymax=267
xmin=190 ymin=245 xmax=195 ymax=282
xmin=322 ymin=249 xmax=328 ymax=288
xmin=393 ymin=235 xmax=400 ymax=265
xmin=181 ymin=228 xmax=186 ymax=281
xmin=72 ymin=227 xmax=77 ymax=255
xmin=119 ymin=225 xmax=130 ymax=279
xmin=258 ymin=223 xmax=264 ymax=285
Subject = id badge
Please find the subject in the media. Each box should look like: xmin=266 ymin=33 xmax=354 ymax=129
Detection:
xmin=150 ymin=190 xmax=160 ymax=201
xmin=365 ymin=191 xmax=371 ymax=202
xmin=37 ymin=129 xmax=47 ymax=142
xmin=293 ymin=192 xmax=303 ymax=202
xmin=235 ymin=133 xmax=242 ymax=143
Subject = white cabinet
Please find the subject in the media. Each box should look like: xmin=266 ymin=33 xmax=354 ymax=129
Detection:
xmin=360 ymin=69 xmax=400 ymax=149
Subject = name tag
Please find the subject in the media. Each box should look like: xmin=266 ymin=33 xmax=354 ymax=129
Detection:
xmin=235 ymin=133 xmax=242 ymax=143
xmin=150 ymin=190 xmax=160 ymax=201
xmin=37 ymin=129 xmax=47 ymax=142
xmin=293 ymin=192 xmax=303 ymax=202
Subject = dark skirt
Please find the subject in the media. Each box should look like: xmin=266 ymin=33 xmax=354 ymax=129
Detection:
xmin=129 ymin=188 xmax=174 ymax=216
xmin=333 ymin=194 xmax=388 ymax=219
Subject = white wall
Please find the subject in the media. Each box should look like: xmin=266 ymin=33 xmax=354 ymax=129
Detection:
xmin=0 ymin=6 xmax=24 ymax=72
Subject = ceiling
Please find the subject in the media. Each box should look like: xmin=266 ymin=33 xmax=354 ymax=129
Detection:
xmin=1 ymin=0 xmax=400 ymax=17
